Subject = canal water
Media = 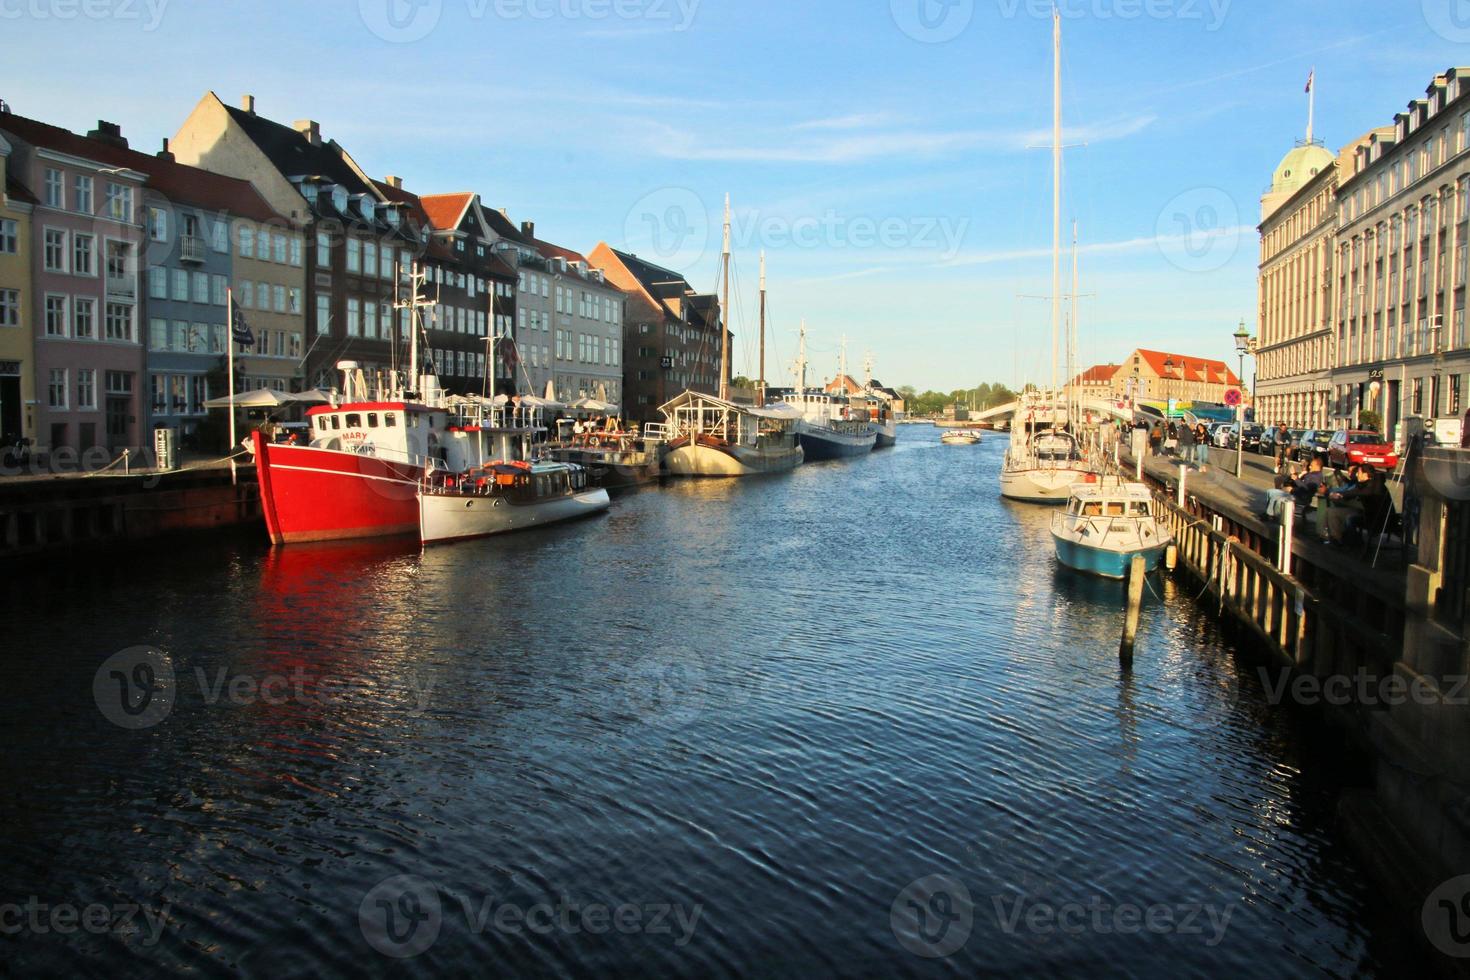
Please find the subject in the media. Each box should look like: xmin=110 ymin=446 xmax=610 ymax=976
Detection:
xmin=0 ymin=425 xmax=1416 ymax=977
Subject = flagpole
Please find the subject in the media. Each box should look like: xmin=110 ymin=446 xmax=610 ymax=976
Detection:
xmin=1306 ymin=68 xmax=1315 ymax=144
xmin=227 ymin=287 xmax=237 ymax=486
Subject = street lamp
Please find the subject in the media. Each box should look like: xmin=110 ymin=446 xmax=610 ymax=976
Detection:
xmin=1233 ymin=320 xmax=1252 ymax=478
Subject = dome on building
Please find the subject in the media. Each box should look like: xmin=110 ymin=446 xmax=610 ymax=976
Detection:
xmin=1268 ymin=142 xmax=1334 ymax=196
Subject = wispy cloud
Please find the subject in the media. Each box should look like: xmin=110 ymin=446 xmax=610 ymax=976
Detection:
xmin=789 ymin=112 xmax=899 ymax=132
xmin=638 ymin=112 xmax=1157 ymax=164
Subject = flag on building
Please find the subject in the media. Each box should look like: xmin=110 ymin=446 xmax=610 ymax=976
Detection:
xmin=231 ymin=303 xmax=254 ymax=347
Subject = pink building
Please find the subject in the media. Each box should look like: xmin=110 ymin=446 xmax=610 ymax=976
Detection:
xmin=0 ymin=113 xmax=146 ymax=457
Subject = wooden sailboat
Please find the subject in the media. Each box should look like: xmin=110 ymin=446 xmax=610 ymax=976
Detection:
xmin=999 ymin=10 xmax=1094 ymax=504
xmin=658 ymin=195 xmax=804 ymax=476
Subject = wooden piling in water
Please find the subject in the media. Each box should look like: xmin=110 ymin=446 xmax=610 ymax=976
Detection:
xmin=1120 ymin=553 xmax=1146 ymax=667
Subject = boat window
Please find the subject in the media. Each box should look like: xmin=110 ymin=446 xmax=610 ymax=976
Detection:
xmin=1129 ymin=502 xmax=1150 ymax=516
xmin=367 ymin=413 xmax=378 ymax=428
xmin=345 ymin=413 xmax=362 ymax=428
xmin=384 ymin=413 xmax=397 ymax=427
xmin=1104 ymin=502 xmax=1125 ymax=516
xmin=315 ymin=417 xmax=328 ymax=432
xmin=1082 ymin=502 xmax=1102 ymax=516
xmin=330 ymin=415 xmax=340 ymax=431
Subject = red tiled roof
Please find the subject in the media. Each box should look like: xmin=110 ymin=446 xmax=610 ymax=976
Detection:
xmin=0 ymin=112 xmax=280 ymax=223
xmin=1073 ymin=363 xmax=1120 ymax=384
xmin=1132 ymin=349 xmax=1240 ymax=386
xmin=418 ymin=192 xmax=473 ymax=231
xmin=525 ymin=235 xmax=590 ymax=266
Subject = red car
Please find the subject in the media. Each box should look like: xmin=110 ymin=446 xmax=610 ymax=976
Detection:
xmin=1327 ymin=429 xmax=1398 ymax=471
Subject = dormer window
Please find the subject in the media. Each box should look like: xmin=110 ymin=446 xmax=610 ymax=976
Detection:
xmin=331 ymin=185 xmax=348 ymax=213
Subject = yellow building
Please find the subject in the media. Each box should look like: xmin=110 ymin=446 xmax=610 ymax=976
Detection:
xmin=0 ymin=132 xmax=35 ymax=453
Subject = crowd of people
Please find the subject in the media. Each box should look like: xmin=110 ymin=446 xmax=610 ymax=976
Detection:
xmin=1260 ymin=430 xmax=1393 ymax=547
xmin=1141 ymin=419 xmax=1213 ymax=472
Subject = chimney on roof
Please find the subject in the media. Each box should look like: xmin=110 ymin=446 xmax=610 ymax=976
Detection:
xmin=157 ymin=137 xmax=174 ymax=162
xmin=521 ymin=220 xmax=534 ymax=239
xmin=384 ymin=175 xmax=403 ymax=189
xmin=294 ymin=119 xmax=321 ymax=146
xmin=86 ymin=120 xmax=128 ymax=149
xmin=241 ymin=94 xmax=256 ymax=115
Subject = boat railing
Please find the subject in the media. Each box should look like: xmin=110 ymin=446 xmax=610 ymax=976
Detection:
xmin=641 ymin=422 xmax=670 ymax=443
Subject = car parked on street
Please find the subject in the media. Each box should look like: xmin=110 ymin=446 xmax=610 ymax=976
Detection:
xmin=1293 ymin=428 xmax=1333 ymax=462
xmin=1327 ymin=429 xmax=1398 ymax=471
xmin=1210 ymin=422 xmax=1234 ymax=448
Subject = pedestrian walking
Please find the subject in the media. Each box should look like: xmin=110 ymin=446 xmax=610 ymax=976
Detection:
xmin=1194 ymin=422 xmax=1211 ymax=471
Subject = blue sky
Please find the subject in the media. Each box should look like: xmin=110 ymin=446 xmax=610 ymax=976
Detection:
xmin=3 ymin=0 xmax=1467 ymax=390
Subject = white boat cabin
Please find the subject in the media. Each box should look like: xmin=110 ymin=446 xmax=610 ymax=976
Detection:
xmin=1063 ymin=483 xmax=1154 ymax=519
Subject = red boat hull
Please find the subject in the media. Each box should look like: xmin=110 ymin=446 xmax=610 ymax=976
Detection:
xmin=253 ymin=432 xmax=422 ymax=544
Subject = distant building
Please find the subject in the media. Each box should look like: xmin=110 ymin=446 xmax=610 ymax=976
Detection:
xmin=0 ymin=130 xmax=35 ymax=451
xmin=1069 ymin=363 xmax=1121 ymax=400
xmin=586 ymin=245 xmax=726 ymax=422
xmin=526 ymin=235 xmax=625 ymax=407
xmin=1113 ymin=349 xmax=1242 ymax=405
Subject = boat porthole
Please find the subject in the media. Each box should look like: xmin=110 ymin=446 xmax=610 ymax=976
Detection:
xmin=465 ymin=501 xmax=473 ymax=509
xmin=495 ymin=499 xmax=502 ymax=507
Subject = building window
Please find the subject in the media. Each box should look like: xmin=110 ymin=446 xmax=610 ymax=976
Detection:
xmin=193 ymin=271 xmax=210 ymax=304
xmin=105 ymin=304 xmax=134 ymax=342
xmin=0 ymin=288 xmax=18 ymax=327
xmin=316 ymin=295 xmax=330 ymax=335
xmin=289 ymin=237 xmax=302 ymax=266
xmin=272 ymin=233 xmax=287 ymax=264
xmin=363 ymin=241 xmax=377 ymax=279
xmin=346 ymin=297 xmax=360 ymax=336
xmin=44 ymin=168 xmax=64 ymax=209
xmin=72 ymin=174 xmax=93 ymax=214
xmin=212 ymin=274 xmax=228 ymax=306
xmin=238 ymin=281 xmax=254 ymax=309
xmin=48 ymin=368 xmax=67 ymax=409
xmin=211 ymin=324 xmax=226 ymax=353
xmin=0 ymin=218 xmax=15 ymax=254
xmin=346 ymin=238 xmax=361 ymax=275
xmin=148 ymin=206 xmax=168 ymax=242
xmin=171 ymin=268 xmax=188 ymax=301
xmin=171 ymin=321 xmax=189 ymax=351
xmin=76 ymin=368 xmax=96 ymax=410
xmin=239 ymin=226 xmax=254 ymax=258
xmin=73 ymin=298 xmax=95 ymax=339
xmin=316 ymin=232 xmax=330 ymax=267
xmin=44 ymin=229 xmax=66 ymax=272
xmin=45 ymin=295 xmax=68 ymax=337
xmin=104 ymin=183 xmax=133 ymax=221
xmin=72 ymin=233 xmax=94 ymax=276
xmin=147 ymin=266 xmax=166 ymax=299
xmin=273 ymin=284 xmax=286 ymax=314
xmin=211 ymin=220 xmax=228 ymax=253
xmin=363 ymin=300 xmax=378 ymax=339
xmin=106 ymin=241 xmax=130 ymax=283
xmin=149 ymin=318 xmax=168 ymax=350
xmin=289 ymin=287 xmax=302 ymax=314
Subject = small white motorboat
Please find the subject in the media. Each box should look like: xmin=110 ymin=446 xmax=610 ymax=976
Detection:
xmin=1051 ymin=482 xmax=1172 ymax=579
xmin=418 ymin=461 xmax=610 ymax=545
xmin=941 ymin=429 xmax=981 ymax=446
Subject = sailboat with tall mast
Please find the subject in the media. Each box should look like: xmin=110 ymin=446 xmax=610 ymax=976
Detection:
xmin=658 ymin=195 xmax=804 ymax=476
xmin=999 ymin=9 xmax=1094 ymax=504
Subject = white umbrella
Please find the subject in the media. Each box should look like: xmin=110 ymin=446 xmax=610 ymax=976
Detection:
xmin=572 ymin=397 xmax=615 ymax=413
xmin=290 ymin=388 xmax=335 ymax=404
xmin=203 ymin=389 xmax=292 ymax=409
xmin=521 ymin=394 xmax=567 ymax=410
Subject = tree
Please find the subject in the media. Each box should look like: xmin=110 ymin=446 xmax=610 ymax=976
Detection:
xmin=1358 ymin=409 xmax=1382 ymax=433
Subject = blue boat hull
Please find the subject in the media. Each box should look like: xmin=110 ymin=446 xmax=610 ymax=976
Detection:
xmin=1051 ymin=535 xmax=1167 ymax=579
xmin=797 ymin=429 xmax=877 ymax=460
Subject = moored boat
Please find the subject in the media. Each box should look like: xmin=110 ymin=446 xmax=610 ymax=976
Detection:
xmin=656 ymin=391 xmax=804 ymax=476
xmin=418 ymin=460 xmax=610 ymax=545
xmin=1050 ymin=482 xmax=1172 ymax=579
xmin=941 ymin=429 xmax=981 ymax=446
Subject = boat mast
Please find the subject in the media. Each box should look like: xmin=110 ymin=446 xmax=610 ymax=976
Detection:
xmin=758 ymin=249 xmax=766 ymax=407
xmin=839 ymin=334 xmax=847 ymax=398
xmin=796 ymin=319 xmax=808 ymax=395
xmin=719 ymin=192 xmax=731 ymax=402
xmin=1070 ymin=220 xmax=1078 ymax=433
xmin=1050 ymin=7 xmax=1061 ymax=429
